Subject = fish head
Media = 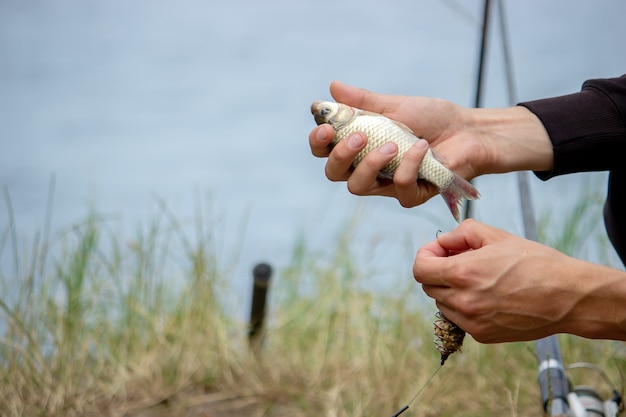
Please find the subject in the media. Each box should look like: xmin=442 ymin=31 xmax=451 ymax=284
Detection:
xmin=310 ymin=100 xmax=355 ymax=128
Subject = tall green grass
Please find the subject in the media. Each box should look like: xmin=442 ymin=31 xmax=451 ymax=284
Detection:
xmin=0 ymin=191 xmax=235 ymax=416
xmin=0 ymin=190 xmax=624 ymax=416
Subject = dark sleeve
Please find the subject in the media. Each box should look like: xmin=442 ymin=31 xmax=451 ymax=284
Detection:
xmin=519 ymin=74 xmax=626 ymax=179
xmin=605 ymin=169 xmax=626 ymax=266
xmin=519 ymin=75 xmax=626 ymax=266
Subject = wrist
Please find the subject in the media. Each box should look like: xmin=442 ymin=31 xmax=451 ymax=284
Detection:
xmin=464 ymin=106 xmax=554 ymax=174
xmin=560 ymin=260 xmax=626 ymax=340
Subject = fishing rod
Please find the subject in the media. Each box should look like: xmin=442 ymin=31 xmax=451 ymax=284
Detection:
xmin=496 ymin=1 xmax=622 ymax=416
xmin=388 ymin=1 xmax=623 ymax=415
xmin=489 ymin=0 xmax=572 ymax=411
xmin=491 ymin=0 xmax=570 ymax=413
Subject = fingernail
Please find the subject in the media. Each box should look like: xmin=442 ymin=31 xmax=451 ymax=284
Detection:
xmin=415 ymin=139 xmax=428 ymax=149
xmin=347 ymin=133 xmax=364 ymax=149
xmin=379 ymin=142 xmax=397 ymax=155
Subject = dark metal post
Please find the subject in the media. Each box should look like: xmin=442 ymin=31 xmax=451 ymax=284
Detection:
xmin=248 ymin=262 xmax=272 ymax=351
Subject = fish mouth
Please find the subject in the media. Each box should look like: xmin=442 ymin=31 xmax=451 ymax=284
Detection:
xmin=310 ymin=100 xmax=327 ymax=125
xmin=310 ymin=100 xmax=323 ymax=114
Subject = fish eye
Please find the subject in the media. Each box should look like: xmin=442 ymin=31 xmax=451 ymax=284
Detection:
xmin=320 ymin=107 xmax=331 ymax=116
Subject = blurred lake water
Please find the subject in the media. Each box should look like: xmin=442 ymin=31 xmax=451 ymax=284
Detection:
xmin=1 ymin=0 xmax=625 ymax=316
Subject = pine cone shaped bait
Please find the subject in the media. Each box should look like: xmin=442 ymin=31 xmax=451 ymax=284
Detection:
xmin=434 ymin=311 xmax=466 ymax=365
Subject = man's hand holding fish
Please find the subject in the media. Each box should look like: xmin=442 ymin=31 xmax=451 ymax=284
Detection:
xmin=308 ymin=76 xmax=626 ymax=343
xmin=309 ymin=80 xmax=553 ymax=209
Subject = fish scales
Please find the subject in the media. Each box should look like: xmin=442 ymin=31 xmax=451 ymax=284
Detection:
xmin=333 ymin=114 xmax=455 ymax=190
xmin=311 ymin=100 xmax=480 ymax=221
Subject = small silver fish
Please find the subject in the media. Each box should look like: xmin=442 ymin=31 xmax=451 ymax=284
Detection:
xmin=311 ymin=100 xmax=479 ymax=221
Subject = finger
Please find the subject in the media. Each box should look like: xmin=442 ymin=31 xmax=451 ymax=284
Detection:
xmin=413 ymin=245 xmax=450 ymax=287
xmin=330 ymin=80 xmax=396 ymax=115
xmin=324 ymin=132 xmax=367 ymax=182
xmin=416 ymin=239 xmax=449 ymax=259
xmin=414 ymin=224 xmax=481 ymax=287
xmin=413 ymin=234 xmax=481 ymax=288
xmin=393 ymin=139 xmax=438 ymax=207
xmin=309 ymin=124 xmax=335 ymax=157
xmin=346 ymin=142 xmax=398 ymax=195
xmin=437 ymin=219 xmax=504 ymax=252
xmin=421 ymin=283 xmax=448 ymax=300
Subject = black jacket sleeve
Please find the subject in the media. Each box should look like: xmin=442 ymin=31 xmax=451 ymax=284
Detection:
xmin=518 ymin=75 xmax=626 ymax=265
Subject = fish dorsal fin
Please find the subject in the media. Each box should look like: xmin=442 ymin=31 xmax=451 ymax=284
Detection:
xmin=357 ymin=109 xmax=415 ymax=134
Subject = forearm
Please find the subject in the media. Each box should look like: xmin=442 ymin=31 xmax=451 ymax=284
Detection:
xmin=559 ymin=259 xmax=626 ymax=340
xmin=462 ymin=105 xmax=554 ymax=175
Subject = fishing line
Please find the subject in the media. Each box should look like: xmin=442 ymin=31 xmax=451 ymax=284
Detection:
xmin=388 ymin=365 xmax=444 ymax=417
xmin=390 ymin=2 xmax=517 ymax=415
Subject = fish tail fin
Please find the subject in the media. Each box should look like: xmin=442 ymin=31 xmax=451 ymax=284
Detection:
xmin=439 ymin=174 xmax=480 ymax=222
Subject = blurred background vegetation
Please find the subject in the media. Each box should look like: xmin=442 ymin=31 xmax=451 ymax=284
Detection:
xmin=0 ymin=190 xmax=624 ymax=417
